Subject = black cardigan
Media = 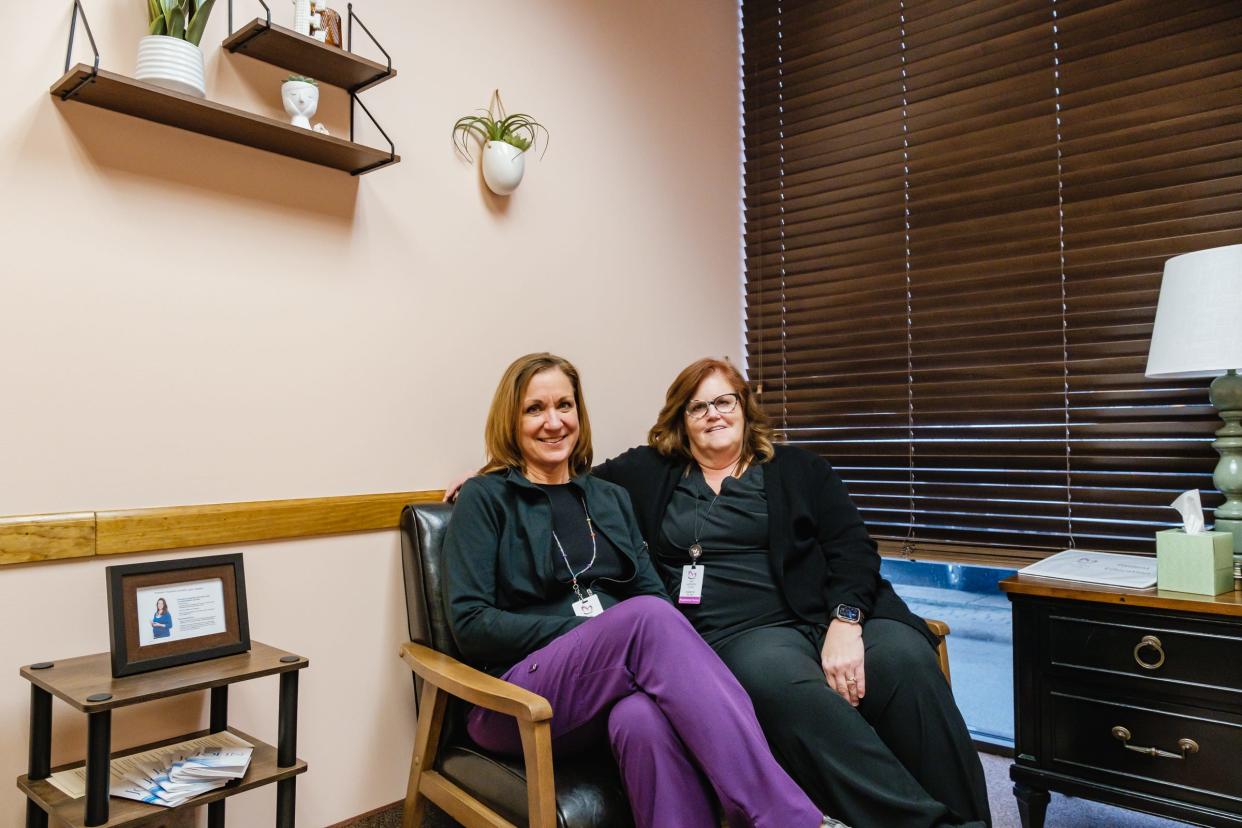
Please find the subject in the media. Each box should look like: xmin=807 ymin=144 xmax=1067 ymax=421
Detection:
xmin=593 ymin=444 xmax=936 ymax=649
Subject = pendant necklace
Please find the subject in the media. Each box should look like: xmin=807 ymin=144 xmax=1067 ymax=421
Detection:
xmin=689 ymin=460 xmax=736 ymax=563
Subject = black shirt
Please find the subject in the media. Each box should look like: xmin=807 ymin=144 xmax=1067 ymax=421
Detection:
xmin=658 ymin=464 xmax=799 ymax=647
xmin=539 ymin=483 xmax=625 ymax=587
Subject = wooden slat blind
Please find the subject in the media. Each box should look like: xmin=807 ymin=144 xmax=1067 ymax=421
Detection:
xmin=742 ymin=0 xmax=1242 ymax=560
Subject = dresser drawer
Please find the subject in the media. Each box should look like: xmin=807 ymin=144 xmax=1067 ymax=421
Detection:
xmin=1049 ymin=691 xmax=1242 ymax=806
xmin=1048 ymin=611 xmax=1242 ymax=696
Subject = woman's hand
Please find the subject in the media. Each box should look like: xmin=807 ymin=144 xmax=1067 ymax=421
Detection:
xmin=443 ymin=470 xmax=478 ymax=503
xmin=821 ymin=620 xmax=865 ymax=707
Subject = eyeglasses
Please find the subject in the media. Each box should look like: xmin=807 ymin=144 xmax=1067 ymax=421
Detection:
xmin=685 ymin=393 xmax=740 ymax=420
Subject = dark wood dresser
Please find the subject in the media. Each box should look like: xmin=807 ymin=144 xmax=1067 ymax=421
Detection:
xmin=1000 ymin=576 xmax=1242 ymax=828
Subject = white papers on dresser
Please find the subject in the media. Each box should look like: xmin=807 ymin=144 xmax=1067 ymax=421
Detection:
xmin=47 ymin=730 xmax=253 ymax=807
xmin=1019 ymin=549 xmax=1157 ymax=589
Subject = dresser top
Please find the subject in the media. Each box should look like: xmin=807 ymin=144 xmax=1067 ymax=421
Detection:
xmin=1000 ymin=575 xmax=1242 ymax=618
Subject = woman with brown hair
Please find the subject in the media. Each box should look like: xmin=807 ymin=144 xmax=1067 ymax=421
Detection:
xmin=443 ymin=352 xmax=837 ymax=828
xmin=591 ymin=357 xmax=991 ymax=828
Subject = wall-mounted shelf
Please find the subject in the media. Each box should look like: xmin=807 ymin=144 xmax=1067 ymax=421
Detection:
xmin=51 ymin=65 xmax=399 ymax=175
xmin=223 ymin=18 xmax=396 ymax=92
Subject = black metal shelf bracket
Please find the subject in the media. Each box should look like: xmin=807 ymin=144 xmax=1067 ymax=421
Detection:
xmin=226 ymin=0 xmax=273 ymax=51
xmin=61 ymin=0 xmax=100 ymax=100
xmin=349 ymin=91 xmax=397 ymax=175
xmin=345 ymin=3 xmax=397 ymax=174
xmin=346 ymin=3 xmax=393 ymax=90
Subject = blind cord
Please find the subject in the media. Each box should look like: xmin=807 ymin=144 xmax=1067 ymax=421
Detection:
xmin=901 ymin=0 xmax=916 ymax=556
xmin=1052 ymin=0 xmax=1075 ymax=549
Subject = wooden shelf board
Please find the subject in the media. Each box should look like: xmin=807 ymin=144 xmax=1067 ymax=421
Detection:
xmin=17 ymin=727 xmax=306 ymax=828
xmin=50 ymin=65 xmax=399 ymax=175
xmin=20 ymin=641 xmax=308 ymax=713
xmin=223 ymin=18 xmax=396 ymax=92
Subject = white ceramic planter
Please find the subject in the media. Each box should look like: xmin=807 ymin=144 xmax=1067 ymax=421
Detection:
xmin=281 ymin=81 xmax=320 ymax=129
xmin=482 ymin=141 xmax=526 ymax=195
xmin=135 ymin=35 xmax=206 ymax=98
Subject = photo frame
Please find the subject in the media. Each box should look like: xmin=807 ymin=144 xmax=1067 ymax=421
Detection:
xmin=106 ymin=553 xmax=250 ymax=677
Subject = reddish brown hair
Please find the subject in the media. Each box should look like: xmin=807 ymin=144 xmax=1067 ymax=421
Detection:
xmin=647 ymin=358 xmax=775 ymax=466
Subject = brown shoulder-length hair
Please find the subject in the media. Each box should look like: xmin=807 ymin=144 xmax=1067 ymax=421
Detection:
xmin=647 ymin=358 xmax=776 ymax=466
xmin=480 ymin=353 xmax=594 ymax=476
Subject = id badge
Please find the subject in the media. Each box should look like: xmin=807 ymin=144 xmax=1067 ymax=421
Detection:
xmin=572 ymin=593 xmax=605 ymax=617
xmin=678 ymin=565 xmax=705 ymax=605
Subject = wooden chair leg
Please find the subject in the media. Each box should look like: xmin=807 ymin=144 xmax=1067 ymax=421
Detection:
xmin=404 ymin=680 xmax=448 ymax=828
xmin=518 ymin=718 xmax=557 ymax=828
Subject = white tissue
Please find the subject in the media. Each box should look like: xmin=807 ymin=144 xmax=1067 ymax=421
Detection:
xmin=1170 ymin=489 xmax=1205 ymax=535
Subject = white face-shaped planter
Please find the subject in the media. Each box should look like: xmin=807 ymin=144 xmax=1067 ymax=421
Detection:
xmin=282 ymin=81 xmax=319 ymax=130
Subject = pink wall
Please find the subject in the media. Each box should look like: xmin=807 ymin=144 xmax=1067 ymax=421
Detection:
xmin=0 ymin=0 xmax=740 ymax=824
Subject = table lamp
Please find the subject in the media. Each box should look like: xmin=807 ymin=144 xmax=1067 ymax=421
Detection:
xmin=1146 ymin=243 xmax=1242 ymax=580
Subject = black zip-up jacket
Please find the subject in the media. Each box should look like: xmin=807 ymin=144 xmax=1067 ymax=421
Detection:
xmin=444 ymin=467 xmax=670 ymax=674
xmin=593 ymin=444 xmax=936 ymax=648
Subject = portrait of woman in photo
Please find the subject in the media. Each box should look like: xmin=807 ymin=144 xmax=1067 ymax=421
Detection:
xmin=150 ymin=597 xmax=173 ymax=640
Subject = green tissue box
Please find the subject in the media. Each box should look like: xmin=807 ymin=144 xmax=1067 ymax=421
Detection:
xmin=1156 ymin=529 xmax=1235 ymax=595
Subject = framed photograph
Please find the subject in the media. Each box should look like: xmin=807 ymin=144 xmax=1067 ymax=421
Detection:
xmin=106 ymin=553 xmax=250 ymax=677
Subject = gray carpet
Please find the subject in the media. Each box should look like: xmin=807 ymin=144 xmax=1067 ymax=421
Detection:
xmin=979 ymin=752 xmax=1180 ymax=827
xmin=371 ymin=753 xmax=1185 ymax=827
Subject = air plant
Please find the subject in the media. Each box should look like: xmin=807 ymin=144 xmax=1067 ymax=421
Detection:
xmin=146 ymin=0 xmax=217 ymax=46
xmin=452 ymin=90 xmax=549 ymax=161
xmin=284 ymin=74 xmax=319 ymax=86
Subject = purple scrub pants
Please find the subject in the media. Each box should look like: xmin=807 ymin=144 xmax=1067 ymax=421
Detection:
xmin=466 ymin=596 xmax=822 ymax=828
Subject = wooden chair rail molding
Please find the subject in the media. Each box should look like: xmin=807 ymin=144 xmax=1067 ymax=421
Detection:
xmin=0 ymin=490 xmax=445 ymax=568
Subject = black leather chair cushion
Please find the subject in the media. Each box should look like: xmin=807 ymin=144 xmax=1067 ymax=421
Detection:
xmin=438 ymin=746 xmax=633 ymax=828
xmin=400 ymin=503 xmax=636 ymax=828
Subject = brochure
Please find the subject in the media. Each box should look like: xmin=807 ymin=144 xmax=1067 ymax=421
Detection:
xmin=47 ymin=730 xmax=253 ymax=807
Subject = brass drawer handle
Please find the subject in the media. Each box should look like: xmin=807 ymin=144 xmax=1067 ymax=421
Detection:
xmin=1111 ymin=726 xmax=1198 ymax=759
xmin=1133 ymin=635 xmax=1165 ymax=670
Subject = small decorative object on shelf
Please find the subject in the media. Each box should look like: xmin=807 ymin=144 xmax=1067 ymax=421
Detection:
xmin=452 ymin=89 xmax=549 ymax=196
xmin=282 ymin=74 xmax=319 ymax=129
xmin=137 ymin=0 xmax=217 ymax=98
xmin=292 ymin=0 xmax=311 ymax=35
xmin=311 ymin=0 xmax=343 ymax=46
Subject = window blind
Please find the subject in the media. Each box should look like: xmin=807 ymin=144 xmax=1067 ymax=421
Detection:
xmin=742 ymin=0 xmax=1242 ymax=563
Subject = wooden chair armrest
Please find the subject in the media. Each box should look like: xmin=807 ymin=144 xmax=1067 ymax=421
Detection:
xmin=923 ymin=617 xmax=950 ymax=638
xmin=400 ymin=641 xmax=553 ymax=723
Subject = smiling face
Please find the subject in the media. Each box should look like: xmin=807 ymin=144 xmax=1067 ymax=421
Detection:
xmin=155 ymin=598 xmax=167 ymax=615
xmin=517 ymin=368 xmax=580 ymax=484
xmin=685 ymin=370 xmax=746 ymax=466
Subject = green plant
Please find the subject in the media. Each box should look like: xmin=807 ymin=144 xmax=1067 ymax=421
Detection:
xmin=452 ymin=90 xmax=549 ymax=161
xmin=284 ymin=75 xmax=319 ymax=86
xmin=146 ymin=0 xmax=217 ymax=46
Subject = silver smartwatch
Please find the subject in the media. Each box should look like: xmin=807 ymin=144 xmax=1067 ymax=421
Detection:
xmin=833 ymin=604 xmax=863 ymax=625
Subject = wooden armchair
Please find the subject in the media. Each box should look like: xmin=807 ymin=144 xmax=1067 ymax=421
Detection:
xmin=397 ymin=503 xmax=954 ymax=828
xmin=398 ymin=503 xmax=632 ymax=828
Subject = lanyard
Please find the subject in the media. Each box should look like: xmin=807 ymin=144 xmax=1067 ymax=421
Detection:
xmin=551 ymin=496 xmax=597 ymax=603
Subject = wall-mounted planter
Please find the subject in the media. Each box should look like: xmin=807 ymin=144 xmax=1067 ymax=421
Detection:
xmin=481 ymin=141 xmax=525 ymax=195
xmin=134 ymin=34 xmax=206 ymax=98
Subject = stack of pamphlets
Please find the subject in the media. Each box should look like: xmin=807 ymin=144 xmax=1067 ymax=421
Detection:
xmin=48 ymin=731 xmax=253 ymax=808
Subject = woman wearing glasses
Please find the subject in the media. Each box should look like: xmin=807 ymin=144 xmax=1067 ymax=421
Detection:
xmin=444 ymin=352 xmax=838 ymax=828
xmin=592 ymin=358 xmax=990 ymax=828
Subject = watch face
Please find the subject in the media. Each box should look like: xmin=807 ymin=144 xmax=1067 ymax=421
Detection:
xmin=835 ymin=604 xmax=862 ymax=623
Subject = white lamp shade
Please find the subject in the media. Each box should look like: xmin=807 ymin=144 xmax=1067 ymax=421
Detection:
xmin=1145 ymin=243 xmax=1242 ymax=378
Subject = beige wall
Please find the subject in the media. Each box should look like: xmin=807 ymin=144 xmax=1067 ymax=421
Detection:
xmin=0 ymin=1 xmax=741 ymax=824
